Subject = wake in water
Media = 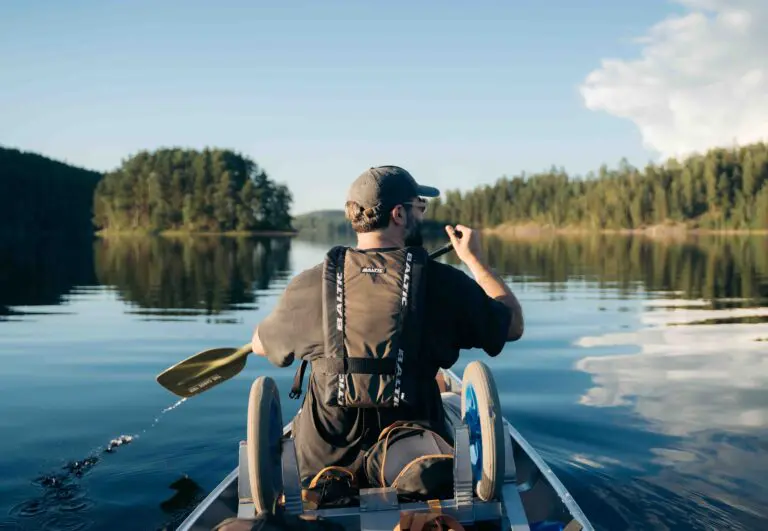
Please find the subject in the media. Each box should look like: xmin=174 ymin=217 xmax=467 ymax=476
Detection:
xmin=5 ymin=398 xmax=187 ymax=530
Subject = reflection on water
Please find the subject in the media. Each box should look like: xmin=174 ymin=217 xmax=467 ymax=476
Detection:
xmin=0 ymin=234 xmax=293 ymax=321
xmin=1 ymin=232 xmax=767 ymax=531
xmin=445 ymin=234 xmax=768 ymax=303
xmin=95 ymin=236 xmax=292 ymax=317
xmin=576 ymin=300 xmax=768 ymax=435
xmin=0 ymin=234 xmax=98 ymax=317
xmin=574 ymin=295 xmax=768 ymax=529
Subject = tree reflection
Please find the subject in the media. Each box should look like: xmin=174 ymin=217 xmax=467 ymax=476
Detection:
xmin=2 ymin=233 xmax=766 ymax=317
xmin=439 ymin=235 xmax=768 ymax=304
xmin=94 ymin=235 xmax=292 ymax=316
xmin=0 ymin=234 xmax=98 ymax=317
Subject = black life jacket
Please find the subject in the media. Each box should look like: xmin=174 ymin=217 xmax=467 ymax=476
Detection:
xmin=289 ymin=245 xmax=427 ymax=408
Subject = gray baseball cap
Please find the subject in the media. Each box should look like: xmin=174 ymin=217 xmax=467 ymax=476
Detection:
xmin=346 ymin=165 xmax=440 ymax=210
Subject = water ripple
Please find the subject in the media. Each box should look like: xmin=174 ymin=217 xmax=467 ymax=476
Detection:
xmin=38 ymin=514 xmax=91 ymax=531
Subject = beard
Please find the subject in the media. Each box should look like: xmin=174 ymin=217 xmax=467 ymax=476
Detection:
xmin=403 ymin=216 xmax=423 ymax=247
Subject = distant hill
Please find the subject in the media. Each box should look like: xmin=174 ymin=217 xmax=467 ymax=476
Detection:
xmin=0 ymin=146 xmax=103 ymax=237
xmin=292 ymin=210 xmax=354 ymax=238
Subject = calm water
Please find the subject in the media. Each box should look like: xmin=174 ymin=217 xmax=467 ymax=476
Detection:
xmin=1 ymin=233 xmax=767 ymax=531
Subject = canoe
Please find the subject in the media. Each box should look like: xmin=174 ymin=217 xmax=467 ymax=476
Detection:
xmin=176 ymin=365 xmax=595 ymax=531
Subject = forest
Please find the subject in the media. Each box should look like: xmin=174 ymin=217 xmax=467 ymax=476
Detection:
xmin=0 ymin=146 xmax=294 ymax=236
xmin=4 ymin=141 xmax=768 ymax=237
xmin=93 ymin=148 xmax=293 ymax=233
xmin=425 ymin=142 xmax=768 ymax=231
xmin=0 ymin=147 xmax=103 ymax=237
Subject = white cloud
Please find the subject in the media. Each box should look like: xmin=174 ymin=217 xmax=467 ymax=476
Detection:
xmin=580 ymin=0 xmax=768 ymax=160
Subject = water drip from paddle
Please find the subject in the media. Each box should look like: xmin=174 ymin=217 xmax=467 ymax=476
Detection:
xmin=151 ymin=397 xmax=187 ymax=428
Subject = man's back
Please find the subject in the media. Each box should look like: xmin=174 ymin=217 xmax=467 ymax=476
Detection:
xmin=257 ymin=251 xmax=513 ymax=485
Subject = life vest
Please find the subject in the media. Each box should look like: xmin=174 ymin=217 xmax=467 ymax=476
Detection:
xmin=290 ymin=245 xmax=427 ymax=408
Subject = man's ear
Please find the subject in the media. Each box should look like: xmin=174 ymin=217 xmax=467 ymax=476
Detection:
xmin=390 ymin=205 xmax=406 ymax=226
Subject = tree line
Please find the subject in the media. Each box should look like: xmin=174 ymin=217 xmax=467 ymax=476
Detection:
xmin=0 ymin=147 xmax=103 ymax=237
xmin=0 ymin=145 xmax=294 ymax=236
xmin=426 ymin=142 xmax=768 ymax=231
xmin=6 ymin=141 xmax=768 ymax=236
xmin=93 ymin=148 xmax=293 ymax=233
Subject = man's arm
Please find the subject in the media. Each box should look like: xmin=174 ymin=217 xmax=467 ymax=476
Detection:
xmin=249 ymin=265 xmax=325 ymax=367
xmin=446 ymin=224 xmax=524 ymax=341
xmin=464 ymin=255 xmax=524 ymax=340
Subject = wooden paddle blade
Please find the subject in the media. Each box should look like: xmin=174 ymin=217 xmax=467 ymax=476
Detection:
xmin=156 ymin=344 xmax=251 ymax=398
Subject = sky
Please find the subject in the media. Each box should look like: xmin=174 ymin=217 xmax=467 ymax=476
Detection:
xmin=1 ymin=0 xmax=766 ymax=215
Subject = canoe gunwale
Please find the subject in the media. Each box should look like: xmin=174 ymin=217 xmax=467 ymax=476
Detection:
xmin=176 ymin=467 xmax=238 ymax=530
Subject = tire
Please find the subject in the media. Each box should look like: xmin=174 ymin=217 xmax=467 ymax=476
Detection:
xmin=247 ymin=376 xmax=284 ymax=514
xmin=460 ymin=361 xmax=505 ymax=501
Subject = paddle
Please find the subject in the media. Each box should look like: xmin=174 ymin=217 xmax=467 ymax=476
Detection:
xmin=155 ymin=232 xmax=462 ymax=398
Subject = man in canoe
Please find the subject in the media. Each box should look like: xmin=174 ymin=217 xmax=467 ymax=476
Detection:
xmin=250 ymin=165 xmax=524 ymax=495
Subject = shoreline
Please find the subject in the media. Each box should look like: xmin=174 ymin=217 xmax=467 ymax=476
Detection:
xmin=95 ymin=229 xmax=298 ymax=238
xmin=481 ymin=223 xmax=768 ymax=239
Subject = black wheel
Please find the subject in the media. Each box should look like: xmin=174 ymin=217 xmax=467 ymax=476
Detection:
xmin=247 ymin=376 xmax=284 ymax=514
xmin=461 ymin=361 xmax=505 ymax=501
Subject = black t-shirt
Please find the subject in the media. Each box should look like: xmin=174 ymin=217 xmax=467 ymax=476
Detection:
xmin=258 ymin=254 xmax=513 ymax=485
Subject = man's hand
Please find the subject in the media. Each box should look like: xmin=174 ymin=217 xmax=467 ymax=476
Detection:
xmin=445 ymin=224 xmax=483 ymax=265
xmin=445 ymin=223 xmax=524 ymax=341
xmin=251 ymin=326 xmax=266 ymax=356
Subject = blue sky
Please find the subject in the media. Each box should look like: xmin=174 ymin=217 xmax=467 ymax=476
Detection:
xmin=1 ymin=0 xmax=692 ymax=214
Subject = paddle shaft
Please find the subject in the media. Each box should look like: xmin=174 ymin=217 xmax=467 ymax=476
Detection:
xmin=428 ymin=229 xmax=461 ymax=260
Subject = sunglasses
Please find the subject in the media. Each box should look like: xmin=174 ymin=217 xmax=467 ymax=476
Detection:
xmin=402 ymin=198 xmax=427 ymax=213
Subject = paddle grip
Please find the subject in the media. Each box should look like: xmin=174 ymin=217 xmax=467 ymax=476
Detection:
xmin=429 ymin=229 xmax=462 ymax=259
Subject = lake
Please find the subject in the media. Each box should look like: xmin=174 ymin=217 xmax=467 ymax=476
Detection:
xmin=1 ymin=233 xmax=767 ymax=531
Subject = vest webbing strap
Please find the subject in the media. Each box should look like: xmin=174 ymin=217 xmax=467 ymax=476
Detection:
xmin=313 ymin=357 xmax=397 ymax=375
xmin=289 ymin=359 xmax=309 ymax=399
xmin=289 ymin=358 xmax=399 ymax=399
